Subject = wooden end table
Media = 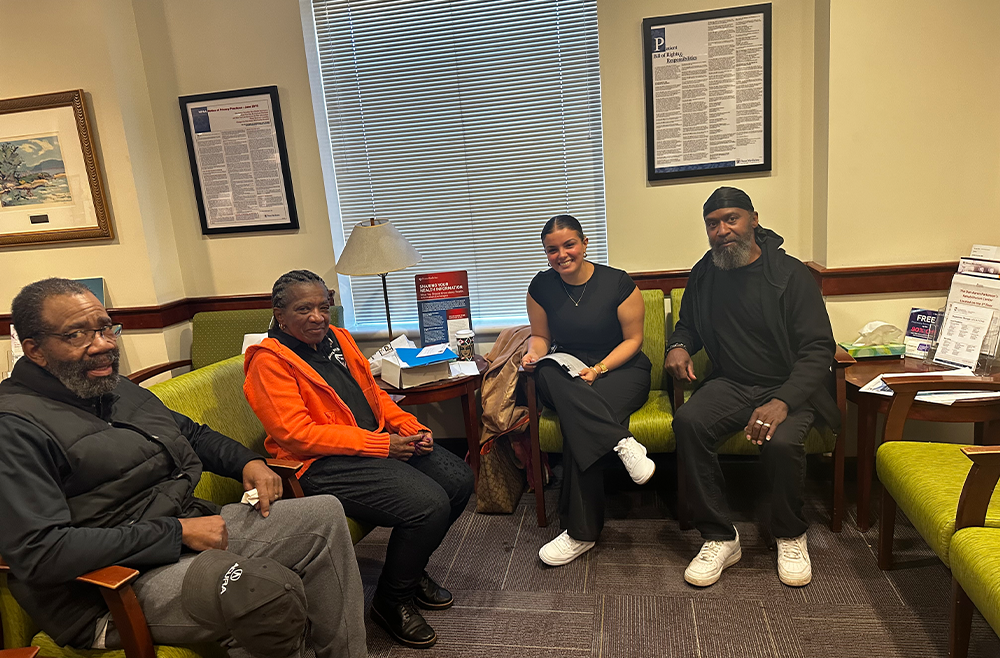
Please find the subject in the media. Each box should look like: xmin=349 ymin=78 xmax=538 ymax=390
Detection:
xmin=846 ymin=356 xmax=1000 ymax=531
xmin=377 ymin=355 xmax=487 ymax=485
xmin=0 ymin=649 xmax=40 ymax=658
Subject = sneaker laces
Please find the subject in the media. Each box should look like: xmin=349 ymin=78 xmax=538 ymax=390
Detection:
xmin=779 ymin=540 xmax=804 ymax=561
xmin=696 ymin=541 xmax=725 ymax=563
xmin=614 ymin=439 xmax=641 ymax=468
xmin=552 ymin=531 xmax=578 ymax=551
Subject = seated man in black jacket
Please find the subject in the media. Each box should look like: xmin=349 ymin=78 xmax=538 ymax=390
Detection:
xmin=0 ymin=278 xmax=367 ymax=658
xmin=666 ymin=188 xmax=838 ymax=589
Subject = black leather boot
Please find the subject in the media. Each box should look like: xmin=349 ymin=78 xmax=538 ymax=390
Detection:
xmin=371 ymin=596 xmax=437 ymax=649
xmin=415 ymin=572 xmax=454 ymax=610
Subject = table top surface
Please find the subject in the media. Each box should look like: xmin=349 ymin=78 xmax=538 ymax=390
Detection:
xmin=846 ymin=356 xmax=1000 ymax=410
xmin=377 ymin=355 xmax=488 ymax=395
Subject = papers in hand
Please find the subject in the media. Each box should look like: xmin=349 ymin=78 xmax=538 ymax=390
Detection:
xmin=537 ymin=352 xmax=589 ymax=377
xmin=860 ymin=367 xmax=1000 ymax=406
xmin=241 ymin=488 xmax=260 ymax=506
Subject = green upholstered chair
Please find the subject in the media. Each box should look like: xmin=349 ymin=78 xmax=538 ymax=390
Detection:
xmin=874 ymin=375 xmax=1000 ymax=657
xmin=1 ymin=354 xmax=369 ymax=658
xmin=526 ymin=288 xmax=673 ymax=526
xmin=669 ymin=287 xmax=852 ymax=531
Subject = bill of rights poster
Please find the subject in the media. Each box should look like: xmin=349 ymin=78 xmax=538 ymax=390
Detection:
xmin=642 ymin=4 xmax=771 ymax=181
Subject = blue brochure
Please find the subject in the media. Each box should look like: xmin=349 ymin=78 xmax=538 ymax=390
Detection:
xmin=393 ymin=347 xmax=458 ymax=368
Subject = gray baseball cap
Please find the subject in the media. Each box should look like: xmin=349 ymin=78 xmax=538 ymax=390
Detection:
xmin=182 ymin=549 xmax=308 ymax=658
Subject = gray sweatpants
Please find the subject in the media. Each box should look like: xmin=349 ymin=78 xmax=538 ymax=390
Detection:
xmin=107 ymin=495 xmax=367 ymax=658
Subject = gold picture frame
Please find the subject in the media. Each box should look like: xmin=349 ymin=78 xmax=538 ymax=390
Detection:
xmin=0 ymin=90 xmax=113 ymax=247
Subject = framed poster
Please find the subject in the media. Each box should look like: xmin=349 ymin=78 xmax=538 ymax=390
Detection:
xmin=179 ymin=86 xmax=299 ymax=235
xmin=642 ymin=4 xmax=771 ymax=181
xmin=0 ymin=90 xmax=113 ymax=247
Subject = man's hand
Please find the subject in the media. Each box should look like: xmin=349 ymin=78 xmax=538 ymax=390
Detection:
xmin=578 ymin=367 xmax=598 ymax=385
xmin=179 ymin=516 xmax=228 ymax=551
xmin=665 ymin=346 xmax=696 ymax=383
xmin=388 ymin=433 xmax=418 ymax=461
xmin=745 ymin=399 xmax=789 ymax=445
xmin=521 ymin=352 xmax=540 ymax=371
xmin=242 ymin=459 xmax=283 ymax=518
xmin=413 ymin=430 xmax=434 ymax=456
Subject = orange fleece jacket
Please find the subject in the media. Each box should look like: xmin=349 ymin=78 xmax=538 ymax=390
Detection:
xmin=243 ymin=326 xmax=428 ymax=473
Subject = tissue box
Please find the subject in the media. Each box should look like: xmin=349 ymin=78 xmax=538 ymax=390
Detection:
xmin=381 ymin=347 xmax=457 ymax=388
xmin=837 ymin=342 xmax=906 ymax=359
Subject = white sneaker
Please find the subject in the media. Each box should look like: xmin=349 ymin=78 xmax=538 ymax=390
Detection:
xmin=776 ymin=533 xmax=812 ymax=586
xmin=684 ymin=528 xmax=741 ymax=587
xmin=614 ymin=437 xmax=656 ymax=484
xmin=538 ymin=530 xmax=596 ymax=566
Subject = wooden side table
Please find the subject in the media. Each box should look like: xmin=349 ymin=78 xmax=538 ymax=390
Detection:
xmin=377 ymin=355 xmax=487 ymax=485
xmin=846 ymin=357 xmax=1000 ymax=531
xmin=0 ymin=649 xmax=40 ymax=658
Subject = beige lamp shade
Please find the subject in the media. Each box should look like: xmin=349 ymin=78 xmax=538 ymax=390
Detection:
xmin=336 ymin=218 xmax=421 ymax=275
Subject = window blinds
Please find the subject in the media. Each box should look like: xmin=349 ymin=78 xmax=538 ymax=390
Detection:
xmin=310 ymin=0 xmax=607 ymax=327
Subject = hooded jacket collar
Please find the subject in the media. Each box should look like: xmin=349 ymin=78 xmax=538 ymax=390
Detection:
xmin=689 ymin=225 xmax=790 ymax=289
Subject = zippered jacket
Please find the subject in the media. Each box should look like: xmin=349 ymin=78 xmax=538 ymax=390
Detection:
xmin=244 ymin=326 xmax=428 ymax=473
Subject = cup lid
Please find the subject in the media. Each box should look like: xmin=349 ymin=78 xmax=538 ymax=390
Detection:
xmin=455 ymin=329 xmax=475 ymax=337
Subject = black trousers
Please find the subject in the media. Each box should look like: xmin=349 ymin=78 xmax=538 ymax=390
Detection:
xmin=674 ymin=377 xmax=815 ymax=542
xmin=300 ymin=447 xmax=474 ymax=604
xmin=535 ymin=354 xmax=651 ymax=542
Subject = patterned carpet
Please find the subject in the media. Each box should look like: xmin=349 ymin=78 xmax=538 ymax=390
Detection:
xmin=353 ymin=456 xmax=1000 ymax=657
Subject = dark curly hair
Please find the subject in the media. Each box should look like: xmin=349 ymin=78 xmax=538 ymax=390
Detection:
xmin=540 ymin=214 xmax=585 ymax=242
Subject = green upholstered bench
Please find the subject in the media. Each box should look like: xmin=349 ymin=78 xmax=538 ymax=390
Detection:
xmin=526 ymin=288 xmax=673 ymax=526
xmin=875 ymin=376 xmax=1000 ymax=657
xmin=669 ymin=287 xmax=852 ymax=532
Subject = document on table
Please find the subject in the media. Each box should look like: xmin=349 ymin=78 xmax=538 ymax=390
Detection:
xmin=417 ymin=343 xmax=448 ymax=358
xmin=860 ymin=367 xmax=1000 ymax=406
xmin=933 ymin=304 xmax=994 ymax=369
xmin=449 ymin=361 xmax=480 ymax=377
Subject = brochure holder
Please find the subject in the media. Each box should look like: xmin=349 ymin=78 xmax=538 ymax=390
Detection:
xmin=923 ymin=280 xmax=1000 ymax=376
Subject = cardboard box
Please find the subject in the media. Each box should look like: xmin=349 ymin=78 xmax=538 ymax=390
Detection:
xmin=380 ymin=347 xmax=457 ymax=388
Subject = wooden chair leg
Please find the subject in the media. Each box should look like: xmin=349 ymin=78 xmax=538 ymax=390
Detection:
xmin=877 ymin=487 xmax=897 ymax=570
xmin=831 ymin=428 xmax=845 ymax=533
xmin=949 ymin=578 xmax=974 ymax=658
xmin=525 ymin=373 xmax=548 ymax=527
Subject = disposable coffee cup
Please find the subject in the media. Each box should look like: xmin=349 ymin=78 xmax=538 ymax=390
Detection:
xmin=455 ymin=329 xmax=476 ymax=361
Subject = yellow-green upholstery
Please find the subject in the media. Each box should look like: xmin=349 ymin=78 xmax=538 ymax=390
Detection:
xmin=189 ymin=306 xmax=344 ymax=370
xmin=877 ymin=441 xmax=1000 ymax=566
xmin=668 ymin=287 xmax=836 ymax=455
xmin=951 ymin=527 xmax=1000 ymax=634
xmin=1 ymin=354 xmax=368 ymax=657
xmin=538 ymin=289 xmax=674 ymax=453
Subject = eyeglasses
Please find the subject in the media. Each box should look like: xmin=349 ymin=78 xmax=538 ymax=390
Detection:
xmin=38 ymin=323 xmax=123 ymax=348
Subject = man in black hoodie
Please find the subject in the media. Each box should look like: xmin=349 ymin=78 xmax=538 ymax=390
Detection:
xmin=666 ymin=187 xmax=837 ymax=589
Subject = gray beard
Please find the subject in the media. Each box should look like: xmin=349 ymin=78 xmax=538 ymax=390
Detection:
xmin=46 ymin=347 xmax=121 ymax=399
xmin=710 ymin=234 xmax=755 ymax=270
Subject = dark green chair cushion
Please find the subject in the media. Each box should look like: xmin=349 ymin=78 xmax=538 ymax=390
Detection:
xmin=951 ymin=527 xmax=1000 ymax=634
xmin=537 ymin=289 xmax=674 ymax=454
xmin=877 ymin=441 xmax=1000 ymax=566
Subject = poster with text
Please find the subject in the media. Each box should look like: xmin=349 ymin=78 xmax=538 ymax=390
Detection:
xmin=179 ymin=86 xmax=298 ymax=234
xmin=416 ymin=271 xmax=471 ymax=350
xmin=643 ymin=4 xmax=771 ymax=181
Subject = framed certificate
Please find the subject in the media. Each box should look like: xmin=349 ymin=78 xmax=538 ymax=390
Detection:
xmin=179 ymin=86 xmax=299 ymax=235
xmin=0 ymin=90 xmax=113 ymax=247
xmin=642 ymin=4 xmax=771 ymax=181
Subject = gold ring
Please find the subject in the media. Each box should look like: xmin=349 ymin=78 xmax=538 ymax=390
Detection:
xmin=762 ymin=423 xmax=771 ymax=428
xmin=755 ymin=419 xmax=764 ymax=425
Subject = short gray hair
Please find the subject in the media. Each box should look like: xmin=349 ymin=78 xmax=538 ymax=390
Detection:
xmin=271 ymin=270 xmax=328 ymax=309
xmin=11 ymin=278 xmax=91 ymax=340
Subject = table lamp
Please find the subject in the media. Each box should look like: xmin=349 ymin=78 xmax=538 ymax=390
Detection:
xmin=335 ymin=218 xmax=421 ymax=335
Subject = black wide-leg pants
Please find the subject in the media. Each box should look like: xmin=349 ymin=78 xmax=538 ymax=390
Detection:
xmin=535 ymin=353 xmax=650 ymax=541
xmin=673 ymin=377 xmax=815 ymax=542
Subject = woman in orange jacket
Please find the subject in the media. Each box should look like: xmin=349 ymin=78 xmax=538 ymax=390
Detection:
xmin=244 ymin=270 xmax=474 ymax=650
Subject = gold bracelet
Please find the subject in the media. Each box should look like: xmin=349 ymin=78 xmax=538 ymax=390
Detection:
xmin=594 ymin=361 xmax=609 ymax=375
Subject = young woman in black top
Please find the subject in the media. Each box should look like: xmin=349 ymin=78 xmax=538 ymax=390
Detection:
xmin=521 ymin=215 xmax=655 ymax=566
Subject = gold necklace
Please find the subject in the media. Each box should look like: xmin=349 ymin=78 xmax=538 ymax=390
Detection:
xmin=561 ymin=279 xmax=589 ymax=306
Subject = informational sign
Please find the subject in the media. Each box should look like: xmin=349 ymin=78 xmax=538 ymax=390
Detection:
xmin=179 ymin=86 xmax=298 ymax=235
xmin=415 ymin=271 xmax=471 ymax=350
xmin=642 ymin=4 xmax=771 ymax=181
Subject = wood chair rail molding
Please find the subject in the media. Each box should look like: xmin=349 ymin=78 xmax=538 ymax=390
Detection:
xmin=0 ymin=261 xmax=957 ymax=337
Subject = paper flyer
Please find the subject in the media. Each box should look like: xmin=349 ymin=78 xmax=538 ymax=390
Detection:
xmin=415 ymin=271 xmax=471 ymax=351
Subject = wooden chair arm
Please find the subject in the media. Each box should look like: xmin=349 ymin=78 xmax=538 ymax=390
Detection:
xmin=0 ymin=648 xmax=41 ymax=658
xmin=833 ymin=344 xmax=856 ymax=368
xmin=266 ymin=458 xmax=305 ymax=499
xmin=127 ymin=360 xmax=193 ymax=384
xmin=955 ymin=445 xmax=1000 ymax=531
xmin=76 ymin=565 xmax=140 ymax=589
xmin=881 ymin=376 xmax=1000 ymax=443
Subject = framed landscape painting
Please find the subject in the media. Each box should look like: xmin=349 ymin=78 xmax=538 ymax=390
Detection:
xmin=0 ymin=90 xmax=113 ymax=247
